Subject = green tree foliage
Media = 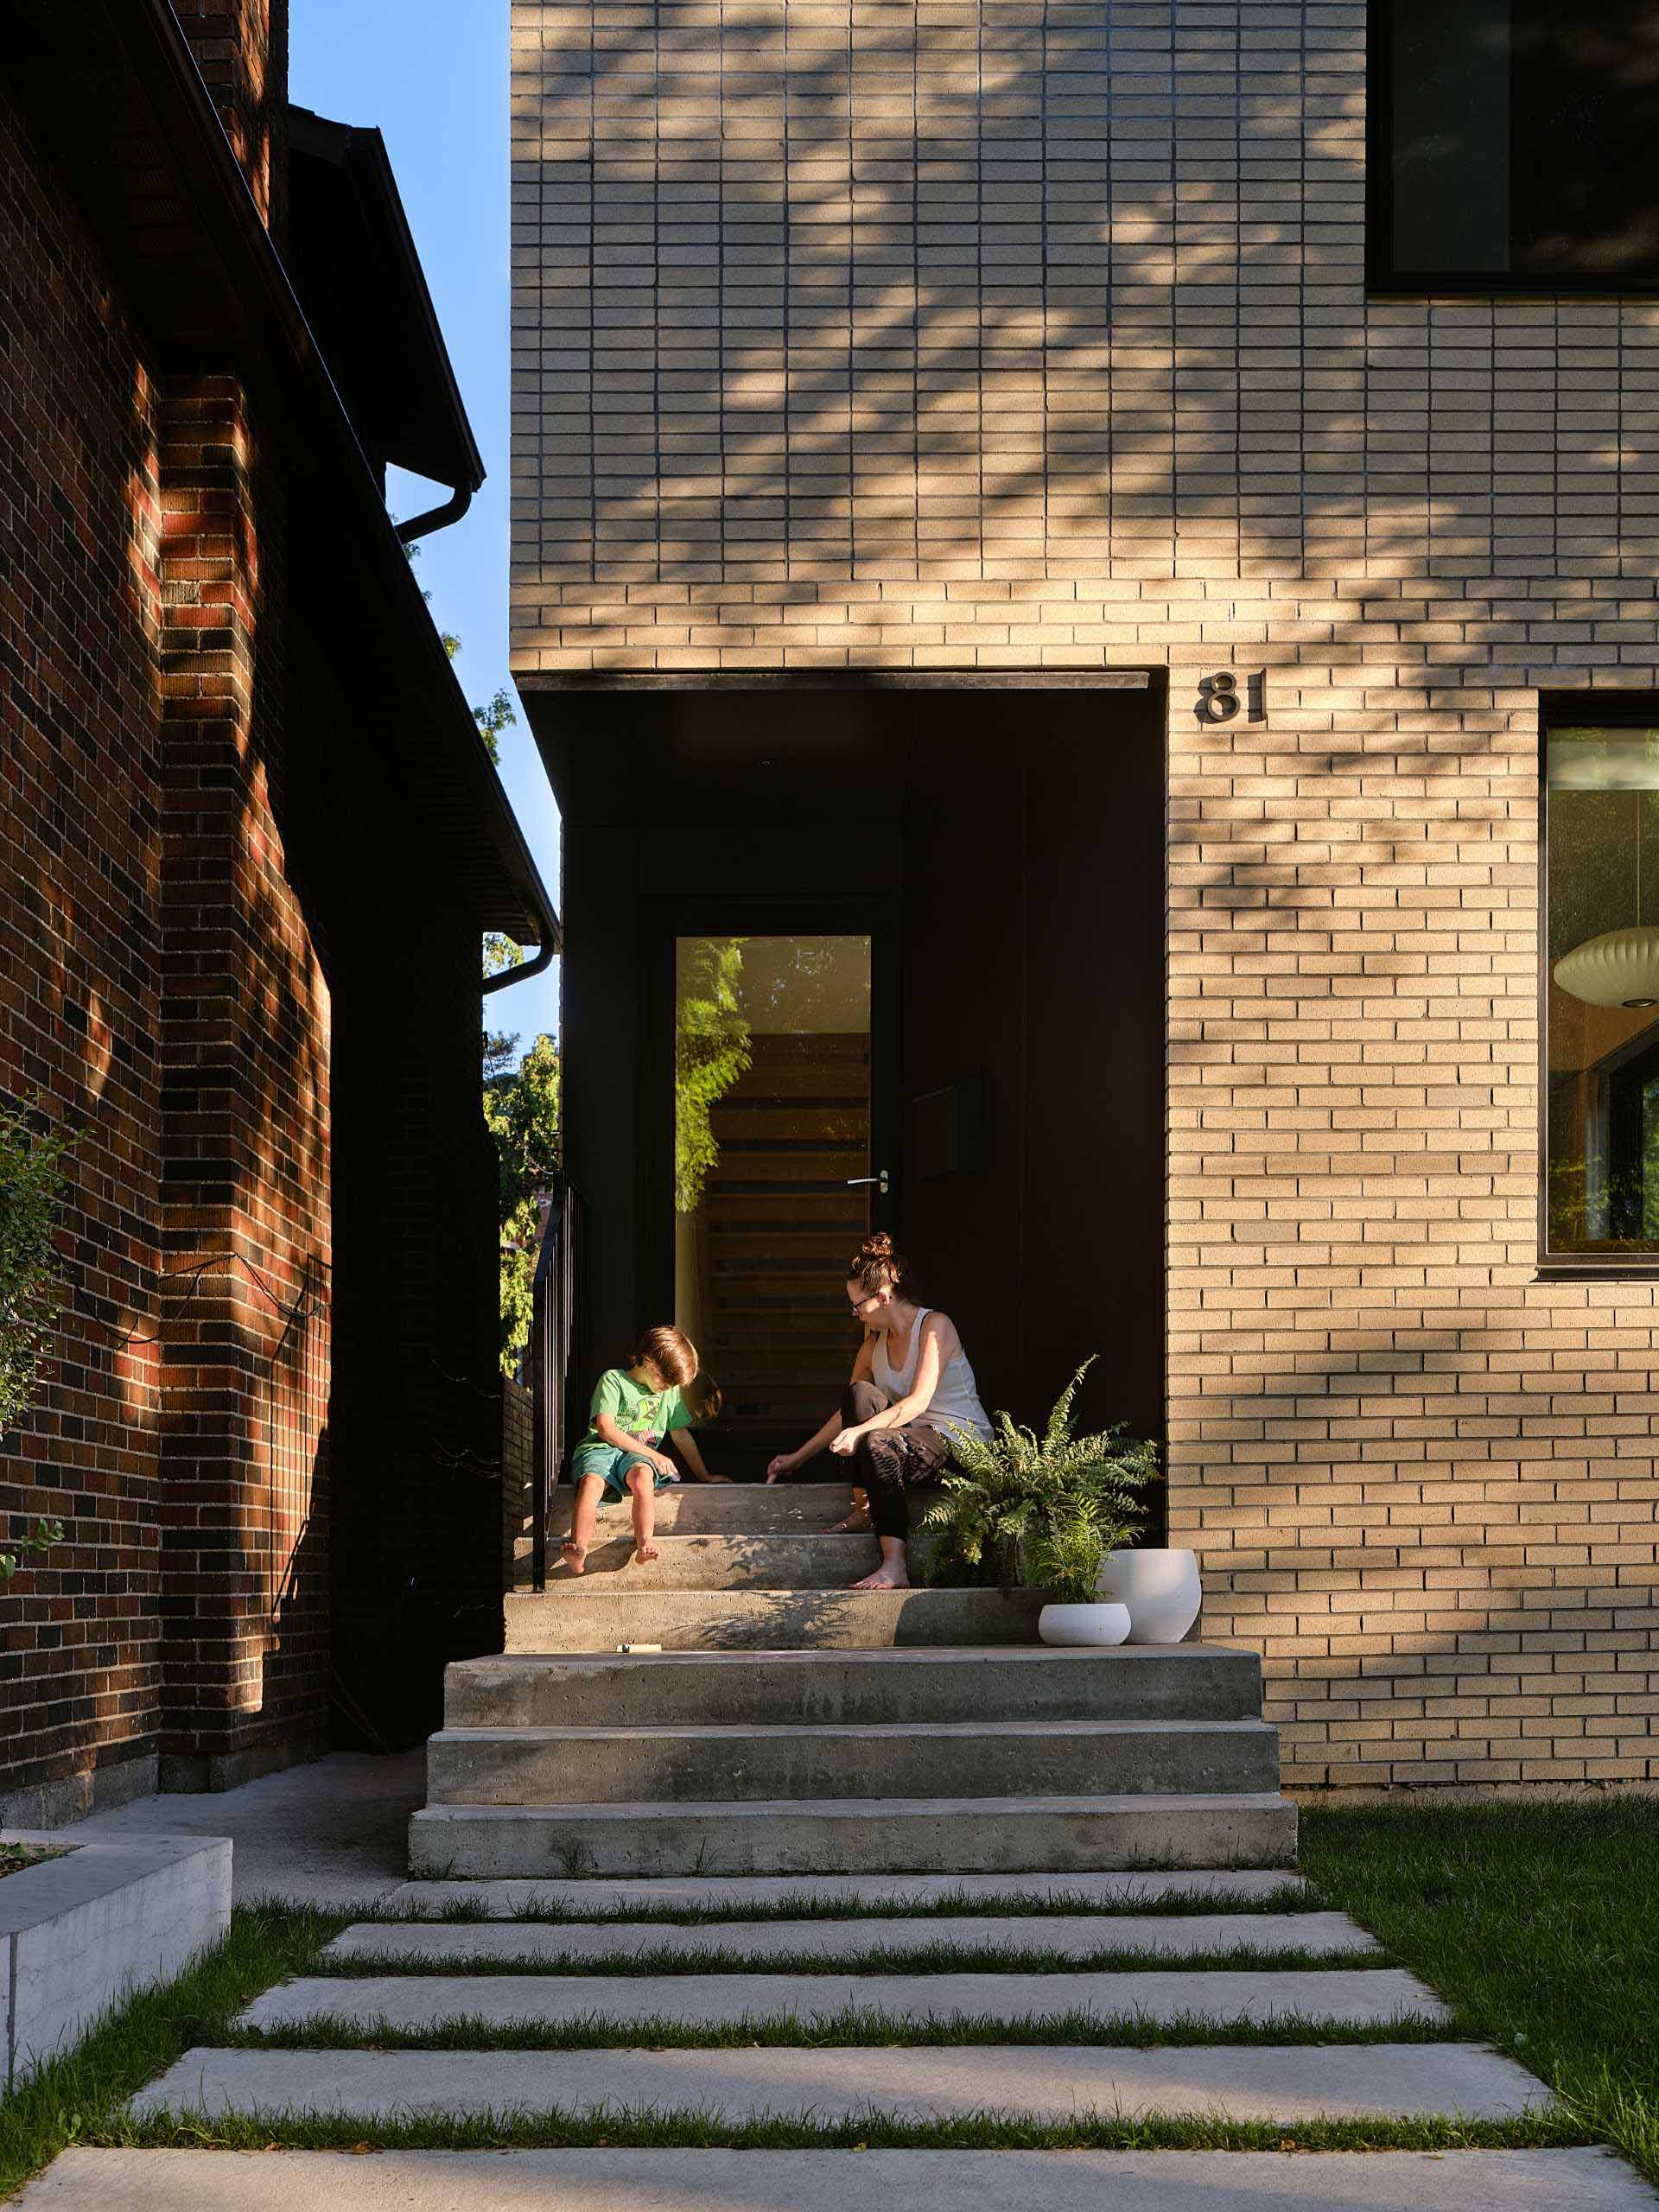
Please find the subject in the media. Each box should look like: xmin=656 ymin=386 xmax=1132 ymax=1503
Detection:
xmin=484 ymin=931 xmax=524 ymax=982
xmin=0 ymin=1100 xmax=70 ymax=1443
xmin=675 ymin=940 xmax=753 ymax=1214
xmin=484 ymin=1033 xmax=561 ymax=1377
xmin=923 ymin=1359 xmax=1158 ymax=1605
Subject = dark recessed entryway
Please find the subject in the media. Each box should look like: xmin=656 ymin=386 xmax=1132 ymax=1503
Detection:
xmin=526 ymin=674 xmax=1166 ymax=1485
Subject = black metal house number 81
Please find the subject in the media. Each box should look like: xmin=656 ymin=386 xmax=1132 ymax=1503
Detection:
xmin=1197 ymin=671 xmax=1268 ymax=724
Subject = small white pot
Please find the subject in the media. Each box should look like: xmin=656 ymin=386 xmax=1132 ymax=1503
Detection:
xmin=1038 ymin=1600 xmax=1131 ymax=1648
xmin=1095 ymin=1548 xmax=1202 ymax=1644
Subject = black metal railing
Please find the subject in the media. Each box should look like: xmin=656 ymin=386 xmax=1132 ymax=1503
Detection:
xmin=529 ymin=1187 xmax=579 ymax=1592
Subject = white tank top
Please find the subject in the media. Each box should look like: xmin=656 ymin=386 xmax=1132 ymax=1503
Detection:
xmin=873 ymin=1306 xmax=993 ymax=1441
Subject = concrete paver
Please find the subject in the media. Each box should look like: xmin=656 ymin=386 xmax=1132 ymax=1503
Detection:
xmin=326 ymin=1910 xmax=1379 ymax=1965
xmin=241 ymin=1966 xmax=1447 ymax=2032
xmin=131 ymin=2040 xmax=1549 ymax=2124
xmin=382 ymin=1868 xmax=1309 ymax=1915
xmin=18 ymin=2149 xmax=1659 ymax=2211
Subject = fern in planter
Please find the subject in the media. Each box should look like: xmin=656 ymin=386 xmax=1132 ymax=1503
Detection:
xmin=923 ymin=1359 xmax=1158 ymax=1605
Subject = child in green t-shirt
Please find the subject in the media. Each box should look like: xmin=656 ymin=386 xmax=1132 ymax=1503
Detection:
xmin=563 ymin=1324 xmax=730 ymax=1573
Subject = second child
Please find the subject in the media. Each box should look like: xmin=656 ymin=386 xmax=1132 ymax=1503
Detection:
xmin=562 ymin=1325 xmax=729 ymax=1573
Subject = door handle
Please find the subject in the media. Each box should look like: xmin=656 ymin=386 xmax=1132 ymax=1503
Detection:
xmin=847 ymin=1170 xmax=891 ymax=1196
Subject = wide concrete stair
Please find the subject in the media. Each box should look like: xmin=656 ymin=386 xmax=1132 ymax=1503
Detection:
xmin=412 ymin=1483 xmax=1298 ymax=1879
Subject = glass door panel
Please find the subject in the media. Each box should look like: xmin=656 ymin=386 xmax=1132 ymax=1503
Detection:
xmin=674 ymin=934 xmax=872 ymax=1440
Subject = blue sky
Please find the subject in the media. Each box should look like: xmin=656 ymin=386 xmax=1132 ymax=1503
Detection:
xmin=290 ymin=0 xmax=561 ymax=1051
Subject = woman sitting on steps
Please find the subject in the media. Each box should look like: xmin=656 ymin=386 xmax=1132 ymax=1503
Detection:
xmin=765 ymin=1232 xmax=992 ymax=1592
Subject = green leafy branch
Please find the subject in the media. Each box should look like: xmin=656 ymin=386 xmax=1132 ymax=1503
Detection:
xmin=2 ymin=1518 xmax=64 ymax=1584
xmin=1 ymin=1098 xmax=71 ymax=1442
xmin=675 ymin=940 xmax=752 ymax=1215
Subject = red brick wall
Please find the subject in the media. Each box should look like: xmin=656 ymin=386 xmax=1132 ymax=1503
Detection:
xmin=174 ymin=0 xmax=289 ymax=238
xmin=2 ymin=70 xmax=333 ymax=1813
xmin=0 ymin=86 xmax=167 ymax=1821
xmin=156 ymin=372 xmax=331 ymax=1789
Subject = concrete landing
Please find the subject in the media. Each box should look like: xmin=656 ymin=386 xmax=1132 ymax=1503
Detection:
xmin=132 ymin=2040 xmax=1546 ymax=2125
xmin=325 ymin=1910 xmax=1379 ymax=1965
xmin=74 ymin=1752 xmax=424 ymax=1908
xmin=20 ymin=2150 xmax=1658 ymax=2212
xmin=240 ymin=1966 xmax=1447 ymax=2032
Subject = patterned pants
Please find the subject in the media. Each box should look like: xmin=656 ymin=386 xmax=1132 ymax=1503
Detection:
xmin=842 ymin=1378 xmax=949 ymax=1540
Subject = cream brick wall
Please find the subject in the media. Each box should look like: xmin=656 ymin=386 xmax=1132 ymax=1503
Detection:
xmin=509 ymin=0 xmax=1659 ymax=1788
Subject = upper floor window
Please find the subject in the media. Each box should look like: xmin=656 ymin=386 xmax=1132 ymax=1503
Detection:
xmin=1372 ymin=3 xmax=1659 ymax=290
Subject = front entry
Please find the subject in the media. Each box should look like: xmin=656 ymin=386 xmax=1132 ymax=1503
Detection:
xmin=671 ymin=928 xmax=893 ymax=1469
xmin=540 ymin=676 xmax=1166 ymax=1484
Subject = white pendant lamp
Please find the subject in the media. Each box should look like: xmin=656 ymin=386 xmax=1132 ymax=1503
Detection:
xmin=1556 ymin=790 xmax=1659 ymax=1009
xmin=1554 ymin=927 xmax=1659 ymax=1009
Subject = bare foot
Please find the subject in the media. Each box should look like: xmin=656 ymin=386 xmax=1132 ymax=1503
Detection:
xmin=559 ymin=1541 xmax=588 ymax=1576
xmin=850 ymin=1563 xmax=909 ymax=1591
xmin=632 ymin=1540 xmax=660 ymax=1564
xmin=825 ymin=1509 xmax=872 ymax=1535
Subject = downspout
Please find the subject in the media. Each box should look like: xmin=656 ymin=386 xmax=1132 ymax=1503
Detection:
xmin=395 ymin=481 xmax=473 ymax=543
xmin=482 ymin=931 xmax=556 ymax=997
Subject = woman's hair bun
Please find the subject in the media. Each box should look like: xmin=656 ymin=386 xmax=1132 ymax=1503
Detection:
xmin=848 ymin=1230 xmax=918 ymax=1300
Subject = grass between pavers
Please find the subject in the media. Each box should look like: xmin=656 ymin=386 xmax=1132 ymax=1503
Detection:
xmin=112 ymin=2107 xmax=1583 ymax=2158
xmin=0 ymin=1904 xmax=346 ymax=2202
xmin=319 ymin=1940 xmax=1391 ymax=1978
xmin=1301 ymin=1796 xmax=1659 ymax=2192
xmin=386 ymin=1881 xmax=1315 ymax=1925
xmin=226 ymin=2005 xmax=1457 ymax=2053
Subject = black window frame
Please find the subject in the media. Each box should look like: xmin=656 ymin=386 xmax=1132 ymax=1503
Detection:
xmin=1367 ymin=3 xmax=1659 ymax=299
xmin=1538 ymin=693 xmax=1659 ymax=1279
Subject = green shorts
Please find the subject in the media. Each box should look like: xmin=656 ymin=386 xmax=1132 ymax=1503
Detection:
xmin=569 ymin=1442 xmax=681 ymax=1505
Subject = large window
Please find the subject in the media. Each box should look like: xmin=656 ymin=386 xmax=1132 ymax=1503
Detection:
xmin=1373 ymin=3 xmax=1659 ymax=290
xmin=1546 ymin=724 xmax=1659 ymax=1260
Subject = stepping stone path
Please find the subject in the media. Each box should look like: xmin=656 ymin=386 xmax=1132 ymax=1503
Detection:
xmin=29 ymin=1484 xmax=1656 ymax=2209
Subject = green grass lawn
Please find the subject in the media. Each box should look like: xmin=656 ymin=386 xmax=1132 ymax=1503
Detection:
xmin=1301 ymin=1795 xmax=1659 ymax=2190
xmin=1 ymin=1798 xmax=1656 ymax=2195
xmin=0 ymin=1903 xmax=343 ymax=2200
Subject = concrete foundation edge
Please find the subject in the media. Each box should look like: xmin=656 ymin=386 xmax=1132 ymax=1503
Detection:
xmin=0 ymin=1831 xmax=232 ymax=2088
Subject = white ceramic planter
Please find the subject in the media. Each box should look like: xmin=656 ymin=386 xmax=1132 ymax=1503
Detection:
xmin=1095 ymin=1548 xmax=1202 ymax=1644
xmin=1037 ymin=1600 xmax=1131 ymax=1648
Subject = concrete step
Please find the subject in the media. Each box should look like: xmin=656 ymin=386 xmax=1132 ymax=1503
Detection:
xmin=41 ymin=2150 xmax=1649 ymax=2212
xmin=445 ymin=1646 xmax=1266 ymax=1730
xmin=425 ymin=1719 xmax=1284 ymax=1807
xmin=505 ymin=1586 xmax=1048 ymax=1651
xmin=239 ymin=1966 xmax=1446 ymax=2035
xmin=326 ymin=1910 xmax=1379 ymax=1966
xmin=549 ymin=1483 xmax=856 ymax=1537
xmin=384 ymin=1868 xmax=1310 ymax=1916
xmin=408 ymin=1791 xmax=1300 ymax=1878
xmin=545 ymin=1533 xmax=931 ymax=1590
xmin=31 ymin=2150 xmax=1645 ymax=2212
xmin=131 ymin=2040 xmax=1542 ymax=2125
